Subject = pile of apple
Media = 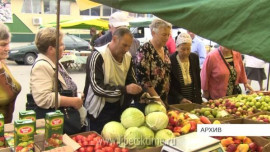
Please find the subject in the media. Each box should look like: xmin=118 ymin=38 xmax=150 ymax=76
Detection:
xmin=204 ymin=96 xmax=258 ymax=118
xmin=206 ymin=93 xmax=270 ymax=117
xmin=213 ymin=136 xmax=263 ymax=152
xmin=71 ymin=132 xmax=128 ymax=152
xmin=250 ymin=114 xmax=270 ymax=123
xmin=190 ymin=107 xmax=230 ymax=118
xmin=167 ymin=110 xmax=212 ymax=136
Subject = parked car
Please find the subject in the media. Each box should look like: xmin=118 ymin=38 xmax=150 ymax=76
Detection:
xmin=8 ymin=34 xmax=90 ymax=65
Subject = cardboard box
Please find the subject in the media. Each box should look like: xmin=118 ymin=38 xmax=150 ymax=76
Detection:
xmin=4 ymin=119 xmax=45 ymax=133
xmin=169 ymin=103 xmax=204 ymax=112
xmin=69 ymin=131 xmax=101 ymax=139
xmin=35 ymin=134 xmax=80 ymax=152
xmin=245 ymin=111 xmax=270 ymax=123
xmin=44 ymin=111 xmax=64 ymax=150
xmin=222 ymin=118 xmax=266 ymax=124
xmin=14 ymin=119 xmax=35 ymax=152
xmin=170 ymin=103 xmax=235 ymax=123
xmin=0 ymin=147 xmax=11 ymax=152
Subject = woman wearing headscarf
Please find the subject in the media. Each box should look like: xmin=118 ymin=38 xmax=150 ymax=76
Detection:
xmin=168 ymin=33 xmax=202 ymax=104
xmin=0 ymin=23 xmax=21 ymax=123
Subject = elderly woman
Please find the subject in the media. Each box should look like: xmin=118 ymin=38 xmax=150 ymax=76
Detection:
xmin=136 ymin=19 xmax=172 ymax=109
xmin=0 ymin=23 xmax=21 ymax=123
xmin=30 ymin=27 xmax=83 ymax=134
xmin=168 ymin=33 xmax=202 ymax=104
xmin=201 ymin=46 xmax=254 ymax=99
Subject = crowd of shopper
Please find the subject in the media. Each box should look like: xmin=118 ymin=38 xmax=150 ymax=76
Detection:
xmin=2 ymin=11 xmax=265 ymax=135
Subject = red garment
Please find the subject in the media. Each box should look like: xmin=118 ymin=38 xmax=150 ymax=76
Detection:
xmin=166 ymin=35 xmax=176 ymax=54
xmin=201 ymin=49 xmax=247 ymax=99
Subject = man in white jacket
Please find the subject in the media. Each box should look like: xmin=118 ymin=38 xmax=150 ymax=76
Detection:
xmin=84 ymin=28 xmax=142 ymax=133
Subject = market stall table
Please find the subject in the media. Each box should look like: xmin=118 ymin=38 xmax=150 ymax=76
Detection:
xmin=60 ymin=50 xmax=91 ymax=71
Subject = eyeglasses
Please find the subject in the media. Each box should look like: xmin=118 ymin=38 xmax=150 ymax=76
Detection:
xmin=0 ymin=71 xmax=19 ymax=93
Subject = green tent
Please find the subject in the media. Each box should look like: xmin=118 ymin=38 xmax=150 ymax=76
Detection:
xmin=129 ymin=18 xmax=153 ymax=27
xmin=91 ymin=0 xmax=270 ymax=62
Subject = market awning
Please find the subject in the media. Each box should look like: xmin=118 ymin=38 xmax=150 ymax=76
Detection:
xmin=129 ymin=18 xmax=153 ymax=27
xmin=90 ymin=0 xmax=270 ymax=62
xmin=76 ymin=0 xmax=101 ymax=11
xmin=41 ymin=18 xmax=109 ymax=30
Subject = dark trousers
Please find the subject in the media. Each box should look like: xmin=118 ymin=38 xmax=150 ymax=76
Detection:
xmin=88 ymin=101 xmax=121 ymax=134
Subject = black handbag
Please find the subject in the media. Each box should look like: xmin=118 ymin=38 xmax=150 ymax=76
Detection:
xmin=26 ymin=59 xmax=81 ymax=135
xmin=233 ymin=84 xmax=242 ymax=95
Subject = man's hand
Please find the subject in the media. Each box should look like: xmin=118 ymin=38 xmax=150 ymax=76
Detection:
xmin=126 ymin=83 xmax=142 ymax=95
xmin=180 ymin=98 xmax=192 ymax=104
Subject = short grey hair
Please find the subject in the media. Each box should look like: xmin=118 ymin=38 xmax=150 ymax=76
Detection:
xmin=149 ymin=19 xmax=172 ymax=33
xmin=0 ymin=22 xmax=11 ymax=40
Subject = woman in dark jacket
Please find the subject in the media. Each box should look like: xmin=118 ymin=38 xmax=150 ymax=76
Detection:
xmin=168 ymin=33 xmax=202 ymax=104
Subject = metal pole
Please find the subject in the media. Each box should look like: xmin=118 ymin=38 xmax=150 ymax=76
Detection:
xmin=55 ymin=0 xmax=61 ymax=110
xmin=267 ymin=63 xmax=270 ymax=91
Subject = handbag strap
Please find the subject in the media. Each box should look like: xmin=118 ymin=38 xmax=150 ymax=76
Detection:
xmin=31 ymin=59 xmax=63 ymax=90
xmin=218 ymin=49 xmax=232 ymax=75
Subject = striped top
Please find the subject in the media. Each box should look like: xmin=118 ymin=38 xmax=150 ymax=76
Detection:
xmin=224 ymin=55 xmax=234 ymax=66
xmin=176 ymin=59 xmax=194 ymax=101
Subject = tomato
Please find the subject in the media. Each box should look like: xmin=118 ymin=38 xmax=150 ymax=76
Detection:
xmin=114 ymin=147 xmax=121 ymax=152
xmin=72 ymin=137 xmax=77 ymax=142
xmin=82 ymin=141 xmax=89 ymax=146
xmin=90 ymin=133 xmax=97 ymax=138
xmin=94 ymin=144 xmax=103 ymax=151
xmin=89 ymin=140 xmax=97 ymax=146
xmin=86 ymin=146 xmax=94 ymax=152
xmin=79 ymin=147 xmax=85 ymax=152
xmin=104 ymin=146 xmax=114 ymax=152
xmin=109 ymin=142 xmax=118 ymax=149
xmin=94 ymin=136 xmax=102 ymax=143
xmin=102 ymin=140 xmax=109 ymax=146
xmin=15 ymin=146 xmax=23 ymax=151
xmin=121 ymin=148 xmax=129 ymax=152
xmin=76 ymin=135 xmax=84 ymax=141
xmin=87 ymin=135 xmax=94 ymax=141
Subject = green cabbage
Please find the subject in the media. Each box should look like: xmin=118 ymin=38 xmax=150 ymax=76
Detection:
xmin=101 ymin=121 xmax=126 ymax=143
xmin=155 ymin=129 xmax=175 ymax=146
xmin=121 ymin=107 xmax=145 ymax=128
xmin=146 ymin=112 xmax=168 ymax=131
xmin=144 ymin=102 xmax=167 ymax=115
xmin=124 ymin=127 xmax=145 ymax=149
xmin=139 ymin=126 xmax=155 ymax=146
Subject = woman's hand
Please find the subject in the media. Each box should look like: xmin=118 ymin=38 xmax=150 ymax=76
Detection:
xmin=202 ymin=90 xmax=210 ymax=99
xmin=244 ymin=83 xmax=254 ymax=93
xmin=180 ymin=98 xmax=192 ymax=104
xmin=77 ymin=92 xmax=85 ymax=101
xmin=73 ymin=97 xmax=83 ymax=109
